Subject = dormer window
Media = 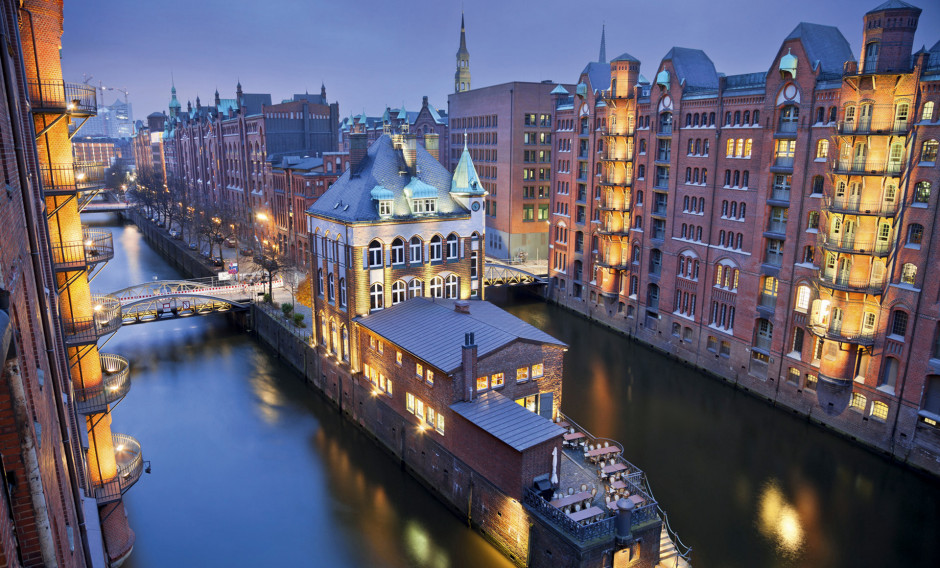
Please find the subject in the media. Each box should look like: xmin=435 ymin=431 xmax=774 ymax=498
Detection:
xmin=378 ymin=200 xmax=392 ymax=217
xmin=413 ymin=198 xmax=437 ymax=215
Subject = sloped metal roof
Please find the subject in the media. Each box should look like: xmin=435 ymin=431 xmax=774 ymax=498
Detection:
xmin=867 ymin=0 xmax=921 ymax=15
xmin=356 ymin=298 xmax=566 ymax=374
xmin=784 ymin=22 xmax=855 ymax=76
xmin=451 ymin=391 xmax=565 ymax=452
xmin=662 ymin=47 xmax=719 ymax=90
xmin=580 ymin=61 xmax=611 ymax=92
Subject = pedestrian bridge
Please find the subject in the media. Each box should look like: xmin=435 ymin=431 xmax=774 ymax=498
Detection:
xmin=107 ymin=276 xmax=281 ymax=324
xmin=483 ymin=263 xmax=546 ymax=286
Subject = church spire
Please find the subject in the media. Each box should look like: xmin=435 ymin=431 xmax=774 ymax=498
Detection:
xmin=455 ymin=12 xmax=471 ymax=93
xmin=599 ymin=24 xmax=607 ymax=63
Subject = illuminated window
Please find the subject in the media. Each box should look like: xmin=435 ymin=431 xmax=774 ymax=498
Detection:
xmin=922 ymin=140 xmax=938 ymax=163
xmin=425 ymin=406 xmax=436 ymax=427
xmin=476 ymin=375 xmax=489 ymax=391
xmin=795 ymin=285 xmax=811 ymax=312
xmin=426 ymin=369 xmax=434 ymax=385
xmin=517 ymin=367 xmax=529 ymax=382
xmin=922 ymin=101 xmax=935 ymax=122
xmin=850 ymin=392 xmax=867 ymax=411
xmin=816 ymin=139 xmax=829 ymax=159
xmin=532 ymin=363 xmax=544 ymax=378
xmin=804 ymin=373 xmax=818 ymax=391
xmin=492 ymin=372 xmax=505 ymax=388
xmin=871 ymin=401 xmax=889 ymax=421
xmin=436 ymin=413 xmax=445 ymax=434
xmin=341 ymin=326 xmax=349 ymax=361
xmin=377 ymin=340 xmax=383 ymax=354
xmin=915 ymin=181 xmax=931 ymax=204
xmin=396 ymin=351 xmax=402 ymax=365
xmin=415 ymin=399 xmax=425 ymax=420
xmin=406 ymin=392 xmax=415 ymax=413
xmin=415 ymin=363 xmax=423 ymax=379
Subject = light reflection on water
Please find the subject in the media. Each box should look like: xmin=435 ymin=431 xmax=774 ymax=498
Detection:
xmin=757 ymin=480 xmax=804 ymax=559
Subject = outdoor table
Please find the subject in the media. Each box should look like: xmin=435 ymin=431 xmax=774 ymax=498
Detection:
xmin=568 ymin=505 xmax=604 ymax=524
xmin=550 ymin=491 xmax=592 ymax=509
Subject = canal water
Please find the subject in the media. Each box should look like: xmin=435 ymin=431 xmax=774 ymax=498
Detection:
xmin=86 ymin=214 xmax=940 ymax=567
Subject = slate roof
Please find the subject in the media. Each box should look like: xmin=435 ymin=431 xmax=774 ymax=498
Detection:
xmin=867 ymin=0 xmax=921 ymax=15
xmin=451 ymin=391 xmax=565 ymax=452
xmin=611 ymin=52 xmax=639 ymax=63
xmin=662 ymin=47 xmax=719 ymax=90
xmin=580 ymin=61 xmax=611 ymax=92
xmin=241 ymin=93 xmax=272 ymax=116
xmin=356 ymin=298 xmax=566 ymax=374
xmin=784 ymin=23 xmax=855 ymax=76
xmin=306 ymin=135 xmax=467 ymax=223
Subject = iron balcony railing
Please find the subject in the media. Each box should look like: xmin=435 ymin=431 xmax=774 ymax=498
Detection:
xmin=818 ymin=234 xmax=894 ymax=256
xmin=823 ymin=196 xmax=900 ymax=216
xmin=601 ymin=125 xmax=635 ymax=137
xmin=836 ymin=118 xmax=910 ymax=136
xmin=600 ymin=177 xmax=633 ymax=188
xmin=807 ymin=323 xmax=876 ymax=346
xmin=74 ymin=354 xmax=130 ymax=415
xmin=600 ymin=148 xmax=634 ymax=162
xmin=62 ymin=294 xmax=122 ymax=345
xmin=816 ymin=273 xmax=886 ymax=295
xmin=38 ymin=162 xmax=108 ymax=195
xmin=598 ymin=196 xmax=631 ymax=212
xmin=832 ymin=160 xmax=904 ymax=177
xmin=90 ymin=433 xmax=143 ymax=504
xmin=27 ymin=80 xmax=97 ymax=115
xmin=50 ymin=228 xmax=114 ymax=271
xmin=524 ymin=488 xmax=616 ymax=542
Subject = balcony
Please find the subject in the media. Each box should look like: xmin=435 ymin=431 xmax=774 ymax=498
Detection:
xmin=597 ymin=226 xmax=631 ymax=237
xmin=832 ymin=160 xmax=904 ymax=177
xmin=598 ymin=196 xmax=631 ymax=212
xmin=27 ymin=80 xmax=97 ymax=116
xmin=600 ymin=177 xmax=632 ymax=189
xmin=807 ymin=323 xmax=876 ymax=346
xmin=816 ymin=274 xmax=886 ymax=295
xmin=39 ymin=162 xmax=108 ymax=196
xmin=600 ymin=149 xmax=633 ymax=162
xmin=835 ymin=118 xmax=910 ymax=136
xmin=601 ymin=125 xmax=635 ymax=137
xmin=596 ymin=257 xmax=630 ymax=270
xmin=50 ymin=228 xmax=114 ymax=272
xmin=90 ymin=433 xmax=144 ymax=504
xmin=62 ymin=294 xmax=122 ymax=345
xmin=823 ymin=196 xmax=899 ymax=216
xmin=818 ymin=234 xmax=893 ymax=257
xmin=74 ymin=354 xmax=131 ymax=415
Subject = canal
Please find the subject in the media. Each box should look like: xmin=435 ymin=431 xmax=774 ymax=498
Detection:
xmin=87 ymin=213 xmax=940 ymax=567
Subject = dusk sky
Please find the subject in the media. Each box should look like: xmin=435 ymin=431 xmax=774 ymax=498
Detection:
xmin=62 ymin=0 xmax=940 ymax=122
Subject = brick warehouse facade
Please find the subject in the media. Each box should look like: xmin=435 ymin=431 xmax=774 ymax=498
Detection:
xmin=548 ymin=0 xmax=940 ymax=476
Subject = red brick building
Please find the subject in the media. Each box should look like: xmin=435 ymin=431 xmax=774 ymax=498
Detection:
xmin=131 ymin=112 xmax=167 ymax=181
xmin=548 ymin=0 xmax=940 ymax=475
xmin=338 ymin=96 xmax=449 ymax=166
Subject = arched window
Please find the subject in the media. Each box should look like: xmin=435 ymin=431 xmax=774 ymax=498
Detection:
xmin=368 ymin=239 xmax=383 ymax=267
xmin=890 ymin=310 xmax=908 ymax=337
xmin=391 ymin=238 xmax=405 ymax=264
xmin=734 ymin=111 xmax=741 ymax=125
xmin=683 ymin=196 xmax=690 ymax=211
xmin=709 ymin=112 xmax=716 ymax=125
xmin=923 ymin=101 xmax=936 ymax=122
xmin=702 ymin=168 xmax=707 ymax=184
xmin=816 ymin=107 xmax=824 ymax=124
xmin=795 ymin=285 xmax=811 ymax=312
xmin=694 ymin=139 xmax=701 ymax=155
xmin=725 ymin=111 xmax=732 ymax=126
xmin=370 ymin=283 xmax=384 ymax=311
xmin=724 ymin=170 xmax=731 ymax=186
xmin=330 ymin=320 xmax=338 ymax=355
xmin=901 ymin=263 xmax=917 ymax=285
xmin=726 ymin=139 xmax=735 ymax=157
xmin=446 ymin=233 xmax=459 ymax=259
xmin=755 ymin=318 xmax=773 ymax=350
xmin=685 ymin=168 xmax=692 ymax=183
xmin=429 ymin=235 xmax=443 ymax=261
xmin=685 ymin=114 xmax=692 ymax=127
xmin=907 ymin=224 xmax=924 ymax=245
xmin=922 ymin=140 xmax=938 ymax=163
xmin=739 ymin=203 xmax=746 ymax=218
xmin=647 ymin=283 xmax=660 ymax=309
xmin=320 ymin=313 xmax=327 ymax=346
xmin=735 ymin=139 xmax=744 ymax=157
xmin=864 ymin=41 xmax=879 ymax=72
xmin=693 ymin=114 xmax=700 ymax=126
xmin=696 ymin=226 xmax=703 ymax=241
xmin=391 ymin=280 xmax=406 ymax=305
xmin=338 ymin=278 xmax=346 ymax=308
xmin=429 ymin=276 xmax=444 ymax=297
xmin=327 ymin=273 xmax=335 ymax=302
xmin=743 ymin=110 xmax=750 ymax=124
xmin=880 ymin=358 xmax=899 ymax=391
xmin=445 ymin=274 xmax=459 ymax=298
xmin=811 ymin=175 xmax=824 ymax=195
xmin=341 ymin=325 xmax=349 ymax=361
xmin=659 ymin=112 xmax=672 ymax=134
xmin=733 ymin=170 xmax=740 ymax=187
xmin=816 ymin=140 xmax=829 ymax=159
xmin=317 ymin=268 xmax=324 ymax=297
xmin=410 ymin=236 xmax=423 ymax=263
xmin=629 ymin=275 xmax=638 ymax=295
xmin=915 ymin=181 xmax=932 ymax=204
xmin=408 ymin=278 xmax=423 ymax=298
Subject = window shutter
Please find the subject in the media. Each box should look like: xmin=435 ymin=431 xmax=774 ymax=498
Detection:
xmin=538 ymin=392 xmax=553 ymax=420
xmin=362 ymin=248 xmax=369 ymax=270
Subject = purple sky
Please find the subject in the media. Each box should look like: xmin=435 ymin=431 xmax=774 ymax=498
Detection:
xmin=61 ymin=0 xmax=939 ymax=122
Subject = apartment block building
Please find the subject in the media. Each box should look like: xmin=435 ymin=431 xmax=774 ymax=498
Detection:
xmin=548 ymin=0 xmax=940 ymax=474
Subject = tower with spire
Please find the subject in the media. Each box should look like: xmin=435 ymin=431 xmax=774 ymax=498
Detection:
xmin=455 ymin=12 xmax=471 ymax=93
xmin=599 ymin=24 xmax=607 ymax=63
xmin=168 ymin=82 xmax=181 ymax=119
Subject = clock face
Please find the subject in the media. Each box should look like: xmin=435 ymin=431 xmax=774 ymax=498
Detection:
xmin=471 ymin=201 xmax=481 ymax=211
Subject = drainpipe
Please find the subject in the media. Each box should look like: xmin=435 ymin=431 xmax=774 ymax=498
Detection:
xmin=3 ymin=358 xmax=58 ymax=567
xmin=5 ymin=7 xmax=94 ymax=566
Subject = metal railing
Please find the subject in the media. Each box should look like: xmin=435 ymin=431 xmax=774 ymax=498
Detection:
xmin=50 ymin=228 xmax=114 ymax=271
xmin=74 ymin=354 xmax=131 ymax=415
xmin=601 ymin=148 xmax=633 ymax=162
xmin=816 ymin=274 xmax=886 ymax=295
xmin=27 ymin=80 xmax=97 ymax=115
xmin=524 ymin=488 xmax=616 ymax=542
xmin=832 ymin=160 xmax=904 ymax=177
xmin=824 ymin=196 xmax=900 ymax=216
xmin=836 ymin=118 xmax=910 ymax=136
xmin=62 ymin=294 xmax=122 ymax=345
xmin=818 ymin=234 xmax=893 ymax=256
xmin=38 ymin=162 xmax=108 ymax=195
xmin=90 ymin=433 xmax=143 ymax=504
xmin=807 ymin=323 xmax=876 ymax=346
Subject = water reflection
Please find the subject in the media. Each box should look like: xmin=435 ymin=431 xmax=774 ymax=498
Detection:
xmin=757 ymin=480 xmax=804 ymax=558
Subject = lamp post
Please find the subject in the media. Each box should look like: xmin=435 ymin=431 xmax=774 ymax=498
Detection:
xmin=254 ymin=212 xmax=276 ymax=300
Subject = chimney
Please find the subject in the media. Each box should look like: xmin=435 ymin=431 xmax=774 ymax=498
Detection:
xmin=422 ymin=95 xmax=429 ymax=109
xmin=462 ymin=332 xmax=478 ymax=401
xmin=349 ymin=133 xmax=368 ymax=176
xmin=402 ymin=134 xmax=417 ymax=170
xmin=424 ymin=133 xmax=439 ymax=161
xmin=454 ymin=300 xmax=470 ymax=314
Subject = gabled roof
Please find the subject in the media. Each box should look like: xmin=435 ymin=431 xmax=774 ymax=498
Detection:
xmin=451 ymin=391 xmax=565 ymax=452
xmin=580 ymin=61 xmax=611 ymax=92
xmin=867 ymin=0 xmax=921 ymax=15
xmin=662 ymin=47 xmax=719 ymax=90
xmin=784 ymin=22 xmax=855 ymax=75
xmin=306 ymin=135 xmax=466 ymax=223
xmin=550 ymin=84 xmax=569 ymax=95
xmin=357 ymin=298 xmax=566 ymax=374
